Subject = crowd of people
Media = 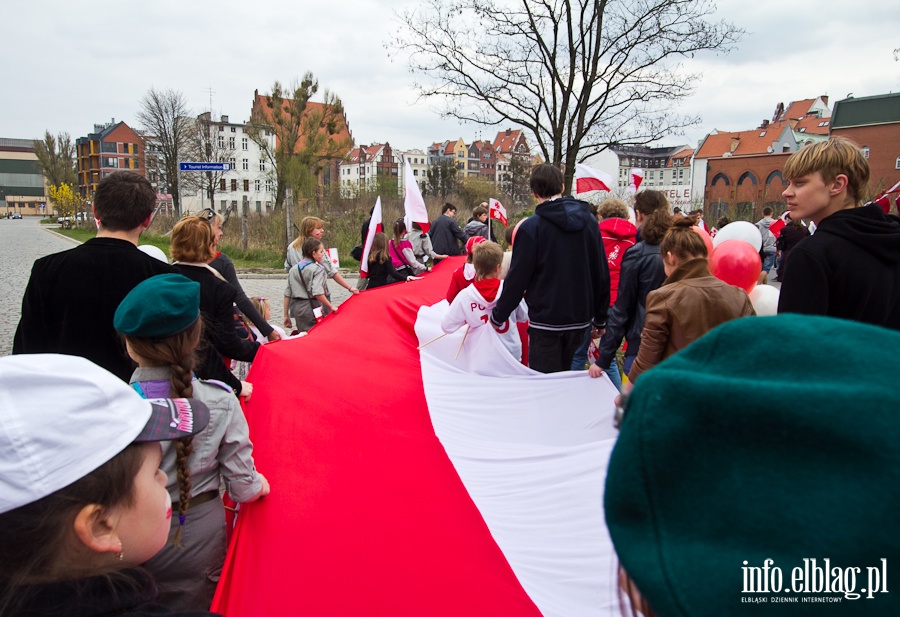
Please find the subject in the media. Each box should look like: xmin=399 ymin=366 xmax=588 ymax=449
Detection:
xmin=5 ymin=135 xmax=900 ymax=615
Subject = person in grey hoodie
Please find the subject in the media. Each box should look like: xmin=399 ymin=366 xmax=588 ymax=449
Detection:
xmin=464 ymin=203 xmax=490 ymax=240
xmin=491 ymin=164 xmax=610 ymax=373
xmin=756 ymin=207 xmax=778 ymax=273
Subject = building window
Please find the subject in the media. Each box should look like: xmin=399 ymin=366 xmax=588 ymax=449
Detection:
xmin=231 ymin=127 xmax=236 ymax=133
xmin=266 ymin=201 xmax=272 ymax=210
xmin=229 ymin=137 xmax=235 ymax=149
xmin=255 ymin=179 xmax=261 ymax=192
xmin=259 ymin=160 xmax=266 ymax=171
xmin=895 ymin=156 xmax=900 ymax=170
xmin=220 ymin=179 xmax=226 ymax=191
xmin=862 ymin=146 xmax=869 ymax=159
xmin=242 ymin=138 xmax=248 ymax=150
xmin=230 ymin=158 xmax=236 ymax=169
xmin=218 ymin=136 xmax=225 ymax=148
xmin=231 ymin=179 xmax=237 ymax=192
xmin=220 ymin=200 xmax=227 ymax=211
xmin=243 ymin=179 xmax=249 ymax=192
xmin=265 ymin=180 xmax=272 ymax=192
xmin=231 ymin=200 xmax=238 ymax=210
xmin=242 ymin=159 xmax=249 ymax=171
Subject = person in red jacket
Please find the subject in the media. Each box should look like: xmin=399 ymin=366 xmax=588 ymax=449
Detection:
xmin=446 ymin=236 xmax=486 ymax=302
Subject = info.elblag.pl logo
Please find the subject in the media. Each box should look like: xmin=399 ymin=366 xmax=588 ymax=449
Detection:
xmin=741 ymin=558 xmax=889 ymax=604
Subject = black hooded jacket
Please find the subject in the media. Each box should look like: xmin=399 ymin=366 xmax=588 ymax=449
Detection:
xmin=778 ymin=204 xmax=900 ymax=330
xmin=492 ymin=196 xmax=610 ymax=331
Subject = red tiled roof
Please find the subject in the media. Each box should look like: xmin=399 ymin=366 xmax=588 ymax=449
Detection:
xmin=781 ymin=99 xmax=815 ymax=120
xmin=695 ymin=122 xmax=792 ymax=159
xmin=251 ymin=92 xmax=352 ymax=154
xmin=667 ymin=147 xmax=694 ymax=166
xmin=444 ymin=140 xmax=458 ymax=155
xmin=494 ymin=129 xmax=524 ymax=154
xmin=794 ymin=115 xmax=830 ymax=135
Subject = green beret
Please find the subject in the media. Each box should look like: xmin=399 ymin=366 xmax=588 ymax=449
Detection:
xmin=114 ymin=273 xmax=200 ymax=337
xmin=605 ymin=314 xmax=899 ymax=615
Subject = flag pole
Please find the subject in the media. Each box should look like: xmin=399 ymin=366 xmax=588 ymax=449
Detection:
xmin=455 ymin=325 xmax=470 ymax=360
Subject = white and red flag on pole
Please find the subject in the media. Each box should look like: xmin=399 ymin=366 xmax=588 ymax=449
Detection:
xmin=404 ymin=159 xmax=430 ymax=233
xmin=629 ymin=168 xmax=644 ymax=192
xmin=359 ymin=196 xmax=383 ymax=279
xmin=871 ymin=180 xmax=900 ymax=214
xmin=573 ymin=163 xmax=614 ymax=194
xmin=488 ymin=198 xmax=508 ymax=227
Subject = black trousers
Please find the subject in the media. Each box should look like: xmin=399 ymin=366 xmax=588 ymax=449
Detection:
xmin=528 ymin=327 xmax=590 ymax=374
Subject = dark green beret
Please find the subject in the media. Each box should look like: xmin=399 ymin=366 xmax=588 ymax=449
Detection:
xmin=605 ymin=314 xmax=900 ymax=615
xmin=114 ymin=273 xmax=200 ymax=337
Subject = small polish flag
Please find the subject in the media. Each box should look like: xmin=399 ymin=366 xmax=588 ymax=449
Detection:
xmin=489 ymin=198 xmax=508 ymax=227
xmin=404 ymin=159 xmax=430 ymax=233
xmin=768 ymin=211 xmax=789 ymax=239
xmin=574 ymin=163 xmax=614 ymax=194
xmin=629 ymin=168 xmax=644 ymax=192
xmin=359 ymin=196 xmax=383 ymax=279
xmin=871 ymin=180 xmax=900 ymax=214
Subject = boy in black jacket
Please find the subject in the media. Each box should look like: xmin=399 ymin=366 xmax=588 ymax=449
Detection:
xmin=491 ymin=164 xmax=610 ymax=372
xmin=778 ymin=138 xmax=900 ymax=329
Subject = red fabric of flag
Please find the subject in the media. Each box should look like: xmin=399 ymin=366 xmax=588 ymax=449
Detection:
xmin=212 ymin=258 xmax=540 ymax=616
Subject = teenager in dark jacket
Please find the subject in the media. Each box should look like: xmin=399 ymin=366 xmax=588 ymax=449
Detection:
xmin=13 ymin=171 xmax=174 ymax=382
xmin=778 ymin=138 xmax=900 ymax=329
xmin=429 ymin=203 xmax=469 ymax=256
xmin=594 ymin=191 xmax=673 ymax=376
xmin=491 ymin=164 xmax=610 ymax=373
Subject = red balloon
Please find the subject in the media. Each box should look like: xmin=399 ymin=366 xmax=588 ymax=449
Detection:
xmin=709 ymin=239 xmax=761 ymax=293
xmin=692 ymin=226 xmax=715 ymax=257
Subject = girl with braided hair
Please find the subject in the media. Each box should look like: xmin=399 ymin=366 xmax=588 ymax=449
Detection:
xmin=114 ymin=273 xmax=270 ymax=611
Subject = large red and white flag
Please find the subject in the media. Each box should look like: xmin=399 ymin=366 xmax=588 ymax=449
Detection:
xmin=629 ymin=168 xmax=644 ymax=192
xmin=574 ymin=163 xmax=614 ymax=194
xmin=359 ymin=196 xmax=383 ymax=279
xmin=404 ymin=158 xmax=430 ymax=233
xmin=213 ymin=260 xmax=621 ymax=616
xmin=768 ymin=211 xmax=790 ymax=240
xmin=489 ymin=198 xmax=508 ymax=227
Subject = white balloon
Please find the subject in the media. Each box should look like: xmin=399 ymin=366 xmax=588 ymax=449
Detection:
xmin=748 ymin=284 xmax=779 ymax=316
xmin=712 ymin=221 xmax=763 ymax=252
xmin=138 ymin=244 xmax=168 ymax=263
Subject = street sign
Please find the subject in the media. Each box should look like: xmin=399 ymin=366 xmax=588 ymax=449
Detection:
xmin=179 ymin=162 xmax=231 ymax=172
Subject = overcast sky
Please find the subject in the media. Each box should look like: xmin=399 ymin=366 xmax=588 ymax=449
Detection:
xmin=3 ymin=0 xmax=898 ymax=154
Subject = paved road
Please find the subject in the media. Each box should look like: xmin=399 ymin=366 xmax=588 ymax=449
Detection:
xmin=0 ymin=218 xmax=79 ymax=356
xmin=0 ymin=218 xmax=359 ymax=355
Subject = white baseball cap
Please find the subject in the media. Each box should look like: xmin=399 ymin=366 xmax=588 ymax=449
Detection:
xmin=0 ymin=354 xmax=209 ymax=514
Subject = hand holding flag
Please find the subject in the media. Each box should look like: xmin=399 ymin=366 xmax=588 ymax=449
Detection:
xmin=359 ymin=196 xmax=383 ymax=279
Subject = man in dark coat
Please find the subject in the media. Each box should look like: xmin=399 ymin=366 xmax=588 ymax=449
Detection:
xmin=429 ymin=203 xmax=469 ymax=256
xmin=13 ymin=171 xmax=174 ymax=381
xmin=491 ymin=164 xmax=610 ymax=373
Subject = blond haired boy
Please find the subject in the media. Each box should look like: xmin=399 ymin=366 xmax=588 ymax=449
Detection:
xmin=778 ymin=138 xmax=900 ymax=328
xmin=442 ymin=242 xmax=528 ymax=361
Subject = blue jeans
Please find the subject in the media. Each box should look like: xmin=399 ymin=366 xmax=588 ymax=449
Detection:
xmin=570 ymin=329 xmax=592 ymax=370
xmin=762 ymin=251 xmax=776 ymax=274
xmin=604 ymin=358 xmax=622 ymax=391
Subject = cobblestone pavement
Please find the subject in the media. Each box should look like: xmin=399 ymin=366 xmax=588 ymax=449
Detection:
xmin=0 ymin=217 xmax=359 ymax=355
xmin=0 ymin=218 xmax=80 ymax=356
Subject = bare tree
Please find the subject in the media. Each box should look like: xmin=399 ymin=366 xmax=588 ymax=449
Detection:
xmin=392 ymin=0 xmax=743 ymax=191
xmin=33 ymin=131 xmax=76 ymax=188
xmin=248 ymin=73 xmax=353 ymax=212
xmin=137 ymin=88 xmax=193 ymax=215
xmin=189 ymin=112 xmax=235 ymax=210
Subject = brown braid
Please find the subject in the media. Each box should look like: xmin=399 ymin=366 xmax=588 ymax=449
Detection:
xmin=123 ymin=318 xmax=202 ymax=547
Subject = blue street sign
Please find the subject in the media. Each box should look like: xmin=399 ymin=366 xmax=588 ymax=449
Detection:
xmin=179 ymin=162 xmax=231 ymax=172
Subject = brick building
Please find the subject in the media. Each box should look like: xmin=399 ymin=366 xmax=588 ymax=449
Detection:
xmin=829 ymin=93 xmax=900 ymax=196
xmin=75 ymin=120 xmax=146 ymax=199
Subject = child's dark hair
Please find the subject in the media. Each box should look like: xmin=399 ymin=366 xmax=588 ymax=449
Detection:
xmin=660 ymin=217 xmax=708 ymax=260
xmin=472 ymin=204 xmax=488 ymax=218
xmin=634 ymin=190 xmax=673 ymax=245
xmin=302 ymin=237 xmax=323 ymax=259
xmin=123 ymin=319 xmax=203 ymax=546
xmin=0 ymin=444 xmax=145 ymax=614
xmin=368 ymin=232 xmax=389 ymax=264
xmin=441 ymin=203 xmax=457 ymax=215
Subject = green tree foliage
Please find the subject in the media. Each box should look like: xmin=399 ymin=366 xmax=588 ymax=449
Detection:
xmin=33 ymin=131 xmax=76 ymax=188
xmin=248 ymin=73 xmax=353 ymax=212
xmin=424 ymin=159 xmax=458 ymax=198
xmin=393 ymin=0 xmax=742 ymax=192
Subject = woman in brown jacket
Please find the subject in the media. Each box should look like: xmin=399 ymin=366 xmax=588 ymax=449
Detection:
xmin=627 ymin=217 xmax=756 ymax=385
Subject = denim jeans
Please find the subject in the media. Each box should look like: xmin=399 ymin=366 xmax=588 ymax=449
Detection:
xmin=570 ymin=329 xmax=592 ymax=370
xmin=604 ymin=358 xmax=623 ymax=391
xmin=761 ymin=250 xmax=776 ymax=274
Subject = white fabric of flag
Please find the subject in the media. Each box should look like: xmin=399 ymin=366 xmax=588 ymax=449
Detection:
xmin=404 ymin=159 xmax=430 ymax=233
xmin=359 ymin=196 xmax=382 ymax=277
